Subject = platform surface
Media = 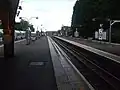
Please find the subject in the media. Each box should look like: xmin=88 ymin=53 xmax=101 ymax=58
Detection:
xmin=2 ymin=36 xmax=57 ymax=90
xmin=63 ymin=37 xmax=120 ymax=56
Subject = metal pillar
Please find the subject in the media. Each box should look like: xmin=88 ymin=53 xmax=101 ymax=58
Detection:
xmin=0 ymin=1 xmax=16 ymax=58
xmin=109 ymin=21 xmax=112 ymax=44
xmin=2 ymin=11 xmax=14 ymax=58
xmin=108 ymin=20 xmax=120 ymax=44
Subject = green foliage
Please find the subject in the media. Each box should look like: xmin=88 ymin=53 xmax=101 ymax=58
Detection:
xmin=71 ymin=0 xmax=120 ymax=38
xmin=15 ymin=20 xmax=35 ymax=31
xmin=14 ymin=22 xmax=22 ymax=30
xmin=0 ymin=24 xmax=3 ymax=29
xmin=29 ymin=25 xmax=35 ymax=32
xmin=20 ymin=20 xmax=29 ymax=31
xmin=15 ymin=20 xmax=29 ymax=31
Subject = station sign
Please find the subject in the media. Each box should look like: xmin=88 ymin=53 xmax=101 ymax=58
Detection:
xmin=98 ymin=28 xmax=103 ymax=40
xmin=74 ymin=28 xmax=79 ymax=37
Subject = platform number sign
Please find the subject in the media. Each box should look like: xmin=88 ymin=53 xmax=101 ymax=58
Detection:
xmin=99 ymin=28 xmax=103 ymax=40
xmin=98 ymin=24 xmax=103 ymax=40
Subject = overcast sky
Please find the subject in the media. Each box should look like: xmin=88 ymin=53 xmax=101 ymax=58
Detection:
xmin=16 ymin=0 xmax=76 ymax=31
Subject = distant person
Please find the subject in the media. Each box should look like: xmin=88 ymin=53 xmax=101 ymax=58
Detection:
xmin=25 ymin=29 xmax=30 ymax=45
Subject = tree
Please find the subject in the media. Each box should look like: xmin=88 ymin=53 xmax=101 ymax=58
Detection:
xmin=29 ymin=25 xmax=35 ymax=32
xmin=20 ymin=20 xmax=29 ymax=31
xmin=71 ymin=0 xmax=94 ymax=37
xmin=14 ymin=22 xmax=22 ymax=30
xmin=71 ymin=0 xmax=120 ymax=38
xmin=15 ymin=20 xmax=29 ymax=31
xmin=0 ymin=24 xmax=3 ymax=29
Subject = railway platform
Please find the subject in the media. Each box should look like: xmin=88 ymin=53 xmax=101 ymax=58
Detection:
xmin=53 ymin=36 xmax=120 ymax=90
xmin=62 ymin=36 xmax=120 ymax=56
xmin=0 ymin=36 xmax=91 ymax=90
xmin=54 ymin=36 xmax=120 ymax=64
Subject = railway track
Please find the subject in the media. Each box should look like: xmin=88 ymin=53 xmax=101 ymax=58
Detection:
xmin=52 ymin=37 xmax=120 ymax=90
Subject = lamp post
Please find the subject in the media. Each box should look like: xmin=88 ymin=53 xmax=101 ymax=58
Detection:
xmin=109 ymin=20 xmax=112 ymax=44
xmin=40 ymin=24 xmax=45 ymax=36
xmin=19 ymin=17 xmax=38 ymax=23
xmin=19 ymin=16 xmax=38 ymax=45
xmin=108 ymin=20 xmax=120 ymax=43
xmin=36 ymin=26 xmax=40 ymax=39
